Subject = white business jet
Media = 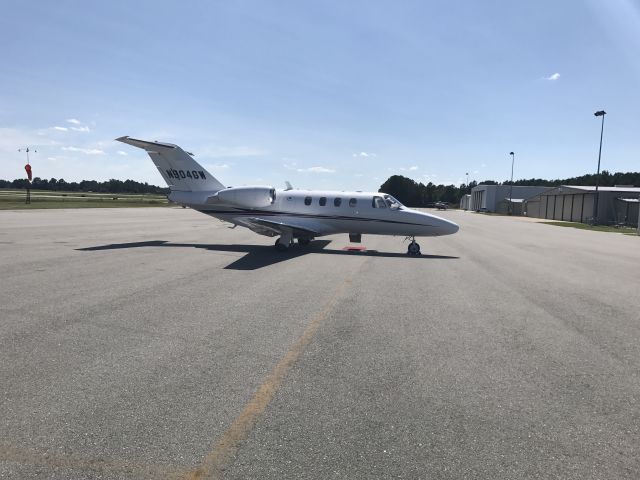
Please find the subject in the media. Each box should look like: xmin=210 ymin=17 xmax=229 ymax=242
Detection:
xmin=117 ymin=137 xmax=459 ymax=255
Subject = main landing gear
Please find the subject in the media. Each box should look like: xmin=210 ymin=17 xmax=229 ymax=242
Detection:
xmin=274 ymin=230 xmax=293 ymax=252
xmin=274 ymin=232 xmax=312 ymax=252
xmin=407 ymin=237 xmax=421 ymax=256
xmin=275 ymin=238 xmax=292 ymax=252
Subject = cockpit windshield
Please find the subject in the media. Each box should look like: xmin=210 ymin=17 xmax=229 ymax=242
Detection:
xmin=383 ymin=194 xmax=404 ymax=210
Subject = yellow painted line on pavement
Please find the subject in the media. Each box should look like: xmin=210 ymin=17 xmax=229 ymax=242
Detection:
xmin=184 ymin=257 xmax=368 ymax=480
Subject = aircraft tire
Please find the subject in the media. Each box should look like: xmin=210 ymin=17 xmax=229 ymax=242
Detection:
xmin=298 ymin=238 xmax=311 ymax=246
xmin=275 ymin=239 xmax=290 ymax=252
xmin=407 ymin=242 xmax=421 ymax=256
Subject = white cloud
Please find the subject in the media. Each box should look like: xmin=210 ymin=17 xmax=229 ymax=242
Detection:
xmin=62 ymin=146 xmax=105 ymax=155
xmin=297 ymin=166 xmax=335 ymax=173
xmin=198 ymin=145 xmax=266 ymax=158
xmin=56 ymin=119 xmax=90 ymax=132
xmin=352 ymin=151 xmax=376 ymax=158
xmin=283 ymin=160 xmax=298 ymax=170
xmin=210 ymin=163 xmax=230 ymax=169
xmin=117 ymin=150 xmax=128 ymax=156
xmin=0 ymin=128 xmax=60 ymax=152
xmin=408 ymin=166 xmax=419 ymax=171
xmin=545 ymin=72 xmax=561 ymax=81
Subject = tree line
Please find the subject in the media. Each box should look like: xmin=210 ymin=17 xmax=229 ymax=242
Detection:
xmin=2 ymin=169 xmax=639 ymax=204
xmin=379 ymin=170 xmax=640 ymax=207
xmin=0 ymin=177 xmax=168 ymax=194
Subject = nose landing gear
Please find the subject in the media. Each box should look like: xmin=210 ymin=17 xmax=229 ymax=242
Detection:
xmin=407 ymin=237 xmax=421 ymax=256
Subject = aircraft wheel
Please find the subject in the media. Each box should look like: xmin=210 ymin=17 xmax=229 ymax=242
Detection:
xmin=407 ymin=241 xmax=421 ymax=256
xmin=275 ymin=239 xmax=291 ymax=252
xmin=298 ymin=238 xmax=311 ymax=246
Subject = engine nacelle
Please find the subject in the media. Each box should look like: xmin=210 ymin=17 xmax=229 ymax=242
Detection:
xmin=212 ymin=186 xmax=276 ymax=208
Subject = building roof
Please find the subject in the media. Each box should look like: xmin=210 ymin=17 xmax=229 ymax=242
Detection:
xmin=556 ymin=185 xmax=640 ymax=193
xmin=524 ymin=185 xmax=640 ymax=202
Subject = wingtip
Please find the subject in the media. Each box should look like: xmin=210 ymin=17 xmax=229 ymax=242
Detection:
xmin=115 ymin=136 xmax=130 ymax=143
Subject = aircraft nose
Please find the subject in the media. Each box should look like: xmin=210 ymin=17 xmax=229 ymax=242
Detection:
xmin=439 ymin=218 xmax=459 ymax=235
xmin=415 ymin=211 xmax=459 ymax=235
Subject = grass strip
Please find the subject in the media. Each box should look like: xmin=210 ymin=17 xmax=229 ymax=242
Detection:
xmin=0 ymin=192 xmax=169 ymax=209
xmin=540 ymin=221 xmax=637 ymax=234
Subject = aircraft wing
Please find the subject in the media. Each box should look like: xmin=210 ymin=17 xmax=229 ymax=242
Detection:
xmin=239 ymin=217 xmax=321 ymax=238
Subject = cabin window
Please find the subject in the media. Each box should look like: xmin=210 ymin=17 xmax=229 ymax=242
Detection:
xmin=304 ymin=196 xmax=312 ymax=206
xmin=319 ymin=197 xmax=327 ymax=206
xmin=372 ymin=196 xmax=386 ymax=208
xmin=349 ymin=198 xmax=357 ymax=207
xmin=334 ymin=197 xmax=342 ymax=207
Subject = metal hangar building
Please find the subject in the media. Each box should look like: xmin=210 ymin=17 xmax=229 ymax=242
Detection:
xmin=524 ymin=185 xmax=640 ymax=226
xmin=469 ymin=185 xmax=552 ymax=215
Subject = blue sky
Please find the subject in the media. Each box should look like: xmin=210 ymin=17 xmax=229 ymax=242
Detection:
xmin=1 ymin=0 xmax=639 ymax=191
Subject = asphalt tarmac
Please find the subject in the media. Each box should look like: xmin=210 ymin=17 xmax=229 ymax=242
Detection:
xmin=1 ymin=207 xmax=639 ymax=479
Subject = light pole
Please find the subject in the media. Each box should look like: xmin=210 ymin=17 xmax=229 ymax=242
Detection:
xmin=509 ymin=152 xmax=515 ymax=215
xmin=464 ymin=172 xmax=470 ymax=210
xmin=593 ymin=110 xmax=606 ymax=224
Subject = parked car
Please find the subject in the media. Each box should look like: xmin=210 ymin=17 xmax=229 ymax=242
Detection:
xmin=435 ymin=201 xmax=449 ymax=210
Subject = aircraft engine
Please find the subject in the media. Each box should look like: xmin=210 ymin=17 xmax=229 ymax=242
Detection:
xmin=213 ymin=186 xmax=276 ymax=208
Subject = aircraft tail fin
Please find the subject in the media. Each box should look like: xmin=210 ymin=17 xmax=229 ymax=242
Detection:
xmin=116 ymin=136 xmax=225 ymax=192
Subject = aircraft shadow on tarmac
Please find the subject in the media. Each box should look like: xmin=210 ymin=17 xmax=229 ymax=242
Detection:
xmin=77 ymin=240 xmax=459 ymax=270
